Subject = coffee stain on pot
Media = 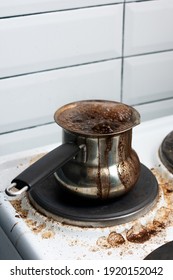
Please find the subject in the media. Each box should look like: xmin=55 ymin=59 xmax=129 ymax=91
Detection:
xmin=118 ymin=131 xmax=140 ymax=191
xmin=96 ymin=137 xmax=112 ymax=199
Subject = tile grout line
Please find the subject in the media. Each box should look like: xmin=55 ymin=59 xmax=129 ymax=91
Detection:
xmin=120 ymin=1 xmax=126 ymax=102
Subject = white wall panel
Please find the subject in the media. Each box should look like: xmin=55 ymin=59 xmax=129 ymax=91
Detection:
xmin=125 ymin=0 xmax=152 ymax=2
xmin=134 ymin=98 xmax=173 ymax=122
xmin=124 ymin=0 xmax=173 ymax=56
xmin=0 ymin=0 xmax=123 ymax=17
xmin=0 ymin=5 xmax=123 ymax=78
xmin=0 ymin=59 xmax=121 ymax=134
xmin=123 ymin=51 xmax=173 ymax=105
xmin=0 ymin=124 xmax=58 ymax=156
xmin=0 ymin=0 xmax=173 ymax=156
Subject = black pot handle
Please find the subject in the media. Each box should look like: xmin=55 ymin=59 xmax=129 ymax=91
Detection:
xmin=6 ymin=143 xmax=84 ymax=197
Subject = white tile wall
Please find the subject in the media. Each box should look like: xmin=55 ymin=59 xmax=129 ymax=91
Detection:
xmin=0 ymin=123 xmax=58 ymax=156
xmin=0 ymin=5 xmax=122 ymax=78
xmin=0 ymin=0 xmax=124 ymax=17
xmin=123 ymin=51 xmax=173 ymax=105
xmin=123 ymin=0 xmax=173 ymax=121
xmin=124 ymin=0 xmax=173 ymax=56
xmin=0 ymin=60 xmax=121 ymax=133
xmin=0 ymin=0 xmax=173 ymax=155
xmin=125 ymin=0 xmax=152 ymax=2
xmin=134 ymin=98 xmax=173 ymax=122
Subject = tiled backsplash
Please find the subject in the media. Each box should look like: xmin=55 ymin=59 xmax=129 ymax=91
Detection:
xmin=0 ymin=0 xmax=173 ymax=154
xmin=123 ymin=0 xmax=173 ymax=120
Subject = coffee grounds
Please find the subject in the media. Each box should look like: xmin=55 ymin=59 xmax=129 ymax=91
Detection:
xmin=55 ymin=100 xmax=139 ymax=136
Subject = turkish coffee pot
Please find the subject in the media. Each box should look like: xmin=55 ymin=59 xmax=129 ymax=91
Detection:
xmin=6 ymin=100 xmax=141 ymax=200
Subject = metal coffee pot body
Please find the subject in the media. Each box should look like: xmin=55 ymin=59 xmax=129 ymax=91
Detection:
xmin=6 ymin=100 xmax=141 ymax=201
xmin=55 ymin=127 xmax=140 ymax=199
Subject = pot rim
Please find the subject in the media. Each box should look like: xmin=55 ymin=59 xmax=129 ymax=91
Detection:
xmin=54 ymin=100 xmax=140 ymax=137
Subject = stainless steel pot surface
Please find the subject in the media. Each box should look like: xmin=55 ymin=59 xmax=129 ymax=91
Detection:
xmin=54 ymin=100 xmax=141 ymax=199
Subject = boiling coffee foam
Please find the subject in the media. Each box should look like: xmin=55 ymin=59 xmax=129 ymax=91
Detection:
xmin=55 ymin=101 xmax=138 ymax=136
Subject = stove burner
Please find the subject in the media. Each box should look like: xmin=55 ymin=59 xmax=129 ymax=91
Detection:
xmin=29 ymin=164 xmax=158 ymax=227
xmin=144 ymin=241 xmax=173 ymax=260
xmin=159 ymin=131 xmax=173 ymax=173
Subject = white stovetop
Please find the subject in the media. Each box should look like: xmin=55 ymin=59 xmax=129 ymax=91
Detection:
xmin=0 ymin=115 xmax=173 ymax=260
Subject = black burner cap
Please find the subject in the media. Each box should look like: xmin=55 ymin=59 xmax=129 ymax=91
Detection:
xmin=28 ymin=164 xmax=158 ymax=227
xmin=159 ymin=131 xmax=173 ymax=173
xmin=144 ymin=241 xmax=173 ymax=260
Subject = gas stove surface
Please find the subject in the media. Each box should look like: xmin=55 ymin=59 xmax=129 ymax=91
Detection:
xmin=0 ymin=115 xmax=173 ymax=260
